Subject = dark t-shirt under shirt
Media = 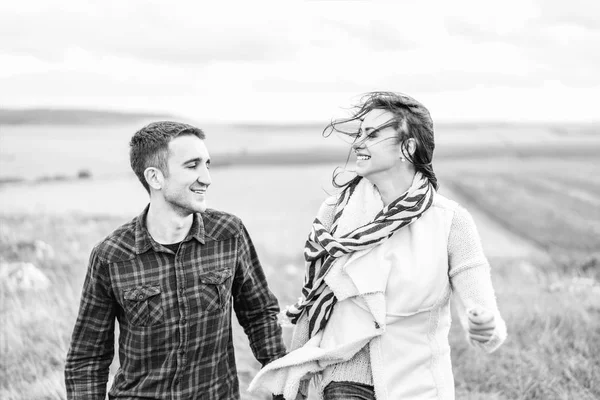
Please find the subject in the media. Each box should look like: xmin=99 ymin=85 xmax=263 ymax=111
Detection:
xmin=161 ymin=242 xmax=181 ymax=253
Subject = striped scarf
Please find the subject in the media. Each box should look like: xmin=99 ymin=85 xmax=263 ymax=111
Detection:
xmin=285 ymin=173 xmax=434 ymax=337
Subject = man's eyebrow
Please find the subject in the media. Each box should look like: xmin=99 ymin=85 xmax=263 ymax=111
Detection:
xmin=182 ymin=157 xmax=203 ymax=165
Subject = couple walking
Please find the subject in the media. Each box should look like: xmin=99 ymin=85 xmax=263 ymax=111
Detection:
xmin=65 ymin=92 xmax=506 ymax=400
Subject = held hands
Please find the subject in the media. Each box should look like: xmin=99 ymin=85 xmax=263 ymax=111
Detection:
xmin=272 ymin=394 xmax=306 ymax=400
xmin=467 ymin=306 xmax=496 ymax=343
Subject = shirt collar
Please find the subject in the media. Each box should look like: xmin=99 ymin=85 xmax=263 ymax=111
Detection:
xmin=134 ymin=204 xmax=206 ymax=254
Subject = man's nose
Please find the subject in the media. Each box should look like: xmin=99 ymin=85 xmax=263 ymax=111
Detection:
xmin=198 ymin=169 xmax=211 ymax=186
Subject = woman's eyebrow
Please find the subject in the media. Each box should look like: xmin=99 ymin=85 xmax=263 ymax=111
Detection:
xmin=360 ymin=120 xmax=395 ymax=134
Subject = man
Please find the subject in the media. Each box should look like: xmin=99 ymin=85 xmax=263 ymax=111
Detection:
xmin=65 ymin=121 xmax=286 ymax=399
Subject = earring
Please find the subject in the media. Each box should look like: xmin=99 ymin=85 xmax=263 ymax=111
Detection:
xmin=400 ymin=157 xmax=405 ymax=162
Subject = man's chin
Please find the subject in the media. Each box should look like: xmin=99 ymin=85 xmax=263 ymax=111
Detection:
xmin=195 ymin=200 xmax=208 ymax=213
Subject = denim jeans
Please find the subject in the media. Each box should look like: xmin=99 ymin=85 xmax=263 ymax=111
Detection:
xmin=323 ymin=381 xmax=376 ymax=400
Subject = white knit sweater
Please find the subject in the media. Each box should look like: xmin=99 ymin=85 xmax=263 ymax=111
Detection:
xmin=249 ymin=183 xmax=507 ymax=400
xmin=319 ymin=204 xmax=506 ymax=391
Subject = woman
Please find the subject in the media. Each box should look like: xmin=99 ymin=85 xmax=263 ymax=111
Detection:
xmin=250 ymin=92 xmax=507 ymax=400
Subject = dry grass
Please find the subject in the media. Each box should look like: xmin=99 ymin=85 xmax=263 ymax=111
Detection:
xmin=451 ymin=257 xmax=600 ymax=400
xmin=440 ymin=156 xmax=600 ymax=399
xmin=0 ymin=213 xmax=305 ymax=400
xmin=439 ymin=157 xmax=600 ymax=255
xmin=1 ymin=156 xmax=599 ymax=399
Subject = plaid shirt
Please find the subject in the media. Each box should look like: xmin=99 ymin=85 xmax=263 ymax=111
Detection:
xmin=65 ymin=206 xmax=286 ymax=399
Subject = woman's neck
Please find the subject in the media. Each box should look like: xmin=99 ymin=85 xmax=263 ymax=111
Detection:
xmin=368 ymin=168 xmax=416 ymax=206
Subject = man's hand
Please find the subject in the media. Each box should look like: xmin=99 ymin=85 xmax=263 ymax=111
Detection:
xmin=467 ymin=306 xmax=496 ymax=343
xmin=272 ymin=393 xmax=306 ymax=400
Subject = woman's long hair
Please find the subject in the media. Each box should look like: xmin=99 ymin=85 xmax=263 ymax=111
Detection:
xmin=324 ymin=91 xmax=438 ymax=194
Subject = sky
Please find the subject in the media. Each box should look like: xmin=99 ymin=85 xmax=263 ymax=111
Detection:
xmin=1 ymin=0 xmax=599 ymax=123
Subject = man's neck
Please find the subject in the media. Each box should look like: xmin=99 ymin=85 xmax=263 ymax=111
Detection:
xmin=146 ymin=201 xmax=194 ymax=244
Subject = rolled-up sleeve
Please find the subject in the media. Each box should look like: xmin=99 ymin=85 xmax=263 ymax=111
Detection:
xmin=65 ymin=247 xmax=116 ymax=399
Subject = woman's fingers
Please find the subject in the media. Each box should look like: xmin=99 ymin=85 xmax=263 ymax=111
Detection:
xmin=468 ymin=306 xmax=496 ymax=343
xmin=468 ymin=306 xmax=494 ymax=325
xmin=469 ymin=324 xmax=495 ymax=333
xmin=469 ymin=317 xmax=495 ymax=330
xmin=469 ymin=332 xmax=494 ymax=343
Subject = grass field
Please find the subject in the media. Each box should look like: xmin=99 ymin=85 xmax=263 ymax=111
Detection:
xmin=438 ymin=158 xmax=600 ymax=400
xmin=1 ymin=127 xmax=599 ymax=399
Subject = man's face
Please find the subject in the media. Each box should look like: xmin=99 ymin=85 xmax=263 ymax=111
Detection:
xmin=161 ymin=135 xmax=211 ymax=215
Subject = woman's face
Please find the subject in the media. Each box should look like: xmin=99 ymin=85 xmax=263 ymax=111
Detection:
xmin=352 ymin=109 xmax=402 ymax=179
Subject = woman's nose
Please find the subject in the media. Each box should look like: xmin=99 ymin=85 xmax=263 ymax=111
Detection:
xmin=352 ymin=136 xmax=367 ymax=150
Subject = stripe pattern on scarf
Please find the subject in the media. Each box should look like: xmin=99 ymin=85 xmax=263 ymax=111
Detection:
xmin=285 ymin=174 xmax=435 ymax=337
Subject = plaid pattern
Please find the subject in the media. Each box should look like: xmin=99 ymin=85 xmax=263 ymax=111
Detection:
xmin=65 ymin=206 xmax=286 ymax=400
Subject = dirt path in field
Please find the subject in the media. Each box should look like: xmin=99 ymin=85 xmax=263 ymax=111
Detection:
xmin=439 ymin=185 xmax=550 ymax=262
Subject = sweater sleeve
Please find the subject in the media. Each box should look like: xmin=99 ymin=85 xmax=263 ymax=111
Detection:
xmin=448 ymin=205 xmax=507 ymax=353
xmin=288 ymin=314 xmax=311 ymax=398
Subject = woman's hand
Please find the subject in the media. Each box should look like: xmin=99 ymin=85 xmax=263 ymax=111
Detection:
xmin=467 ymin=306 xmax=496 ymax=343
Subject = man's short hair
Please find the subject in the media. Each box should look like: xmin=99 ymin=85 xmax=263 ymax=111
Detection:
xmin=129 ymin=121 xmax=205 ymax=193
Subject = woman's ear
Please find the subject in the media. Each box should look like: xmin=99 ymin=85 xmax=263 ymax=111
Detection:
xmin=400 ymin=138 xmax=417 ymax=159
xmin=405 ymin=138 xmax=417 ymax=157
xmin=144 ymin=167 xmax=164 ymax=191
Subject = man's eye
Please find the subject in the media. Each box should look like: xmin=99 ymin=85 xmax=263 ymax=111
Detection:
xmin=187 ymin=163 xmax=197 ymax=168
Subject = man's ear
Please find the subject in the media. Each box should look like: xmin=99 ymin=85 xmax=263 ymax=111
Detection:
xmin=144 ymin=167 xmax=164 ymax=191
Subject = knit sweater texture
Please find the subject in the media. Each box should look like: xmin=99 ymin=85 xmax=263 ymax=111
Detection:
xmin=249 ymin=183 xmax=507 ymax=400
xmin=320 ymin=202 xmax=505 ymax=392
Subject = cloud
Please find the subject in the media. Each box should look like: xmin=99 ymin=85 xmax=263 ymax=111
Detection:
xmin=442 ymin=1 xmax=600 ymax=88
xmin=0 ymin=0 xmax=599 ymax=121
xmin=0 ymin=1 xmax=308 ymax=64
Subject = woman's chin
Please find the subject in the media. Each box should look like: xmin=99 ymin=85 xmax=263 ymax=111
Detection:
xmin=354 ymin=166 xmax=367 ymax=177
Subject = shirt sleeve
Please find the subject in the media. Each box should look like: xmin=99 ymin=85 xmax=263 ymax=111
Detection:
xmin=232 ymin=222 xmax=287 ymax=367
xmin=65 ymin=247 xmax=116 ymax=399
xmin=448 ymin=206 xmax=507 ymax=353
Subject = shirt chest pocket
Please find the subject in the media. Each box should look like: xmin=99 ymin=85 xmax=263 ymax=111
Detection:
xmin=123 ymin=285 xmax=164 ymax=327
xmin=198 ymin=268 xmax=233 ymax=312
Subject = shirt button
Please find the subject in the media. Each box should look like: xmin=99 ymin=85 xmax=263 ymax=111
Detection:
xmin=138 ymin=294 xmax=144 ymax=300
xmin=181 ymin=318 xmax=186 ymax=324
xmin=180 ymin=288 xmax=184 ymax=294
